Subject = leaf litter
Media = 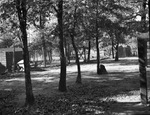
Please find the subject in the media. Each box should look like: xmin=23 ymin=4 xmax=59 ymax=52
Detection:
xmin=0 ymin=57 xmax=150 ymax=114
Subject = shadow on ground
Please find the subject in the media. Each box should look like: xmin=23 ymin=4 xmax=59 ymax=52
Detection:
xmin=0 ymin=57 xmax=150 ymax=114
xmin=109 ymin=102 xmax=150 ymax=115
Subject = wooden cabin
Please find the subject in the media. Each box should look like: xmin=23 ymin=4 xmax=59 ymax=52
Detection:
xmin=0 ymin=48 xmax=23 ymax=71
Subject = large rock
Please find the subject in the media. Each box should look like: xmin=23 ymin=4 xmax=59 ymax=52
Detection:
xmin=99 ymin=64 xmax=108 ymax=74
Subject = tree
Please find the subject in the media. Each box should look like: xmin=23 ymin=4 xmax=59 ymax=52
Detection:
xmin=99 ymin=0 xmax=134 ymax=61
xmin=27 ymin=0 xmax=53 ymax=67
xmin=0 ymin=13 xmax=17 ymax=48
xmin=113 ymin=25 xmax=127 ymax=61
xmin=0 ymin=0 xmax=23 ymax=72
xmin=80 ymin=1 xmax=95 ymax=62
xmin=68 ymin=0 xmax=82 ymax=84
xmin=109 ymin=0 xmax=149 ymax=104
xmin=95 ymin=0 xmax=100 ymax=74
xmin=56 ymin=0 xmax=67 ymax=92
xmin=15 ymin=0 xmax=34 ymax=105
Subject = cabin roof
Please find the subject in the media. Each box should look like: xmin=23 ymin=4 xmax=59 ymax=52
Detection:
xmin=0 ymin=48 xmax=22 ymax=52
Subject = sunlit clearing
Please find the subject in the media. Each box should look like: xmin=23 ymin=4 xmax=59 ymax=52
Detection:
xmin=4 ymin=77 xmax=56 ymax=82
xmin=108 ymin=77 xmax=123 ymax=81
xmin=83 ymin=75 xmax=100 ymax=79
xmin=4 ymin=88 xmax=12 ymax=91
xmin=32 ymin=77 xmax=56 ymax=82
xmin=5 ymin=78 xmax=24 ymax=82
xmin=110 ymin=95 xmax=141 ymax=103
xmin=44 ymin=78 xmax=59 ymax=83
xmin=33 ymin=88 xmax=43 ymax=91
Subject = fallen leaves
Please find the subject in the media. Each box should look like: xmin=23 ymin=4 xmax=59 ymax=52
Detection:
xmin=0 ymin=90 xmax=16 ymax=115
xmin=0 ymin=76 xmax=141 ymax=115
xmin=0 ymin=57 xmax=149 ymax=114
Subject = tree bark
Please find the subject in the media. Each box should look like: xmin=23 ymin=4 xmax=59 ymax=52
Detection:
xmin=48 ymin=49 xmax=52 ymax=64
xmin=57 ymin=0 xmax=67 ymax=92
xmin=15 ymin=0 xmax=34 ymax=105
xmin=111 ymin=38 xmax=115 ymax=58
xmin=70 ymin=3 xmax=82 ymax=84
xmin=64 ymin=34 xmax=68 ymax=65
xmin=42 ymin=37 xmax=47 ymax=67
xmin=67 ymin=44 xmax=70 ymax=64
xmin=115 ymin=41 xmax=119 ymax=61
xmin=87 ymin=40 xmax=91 ymax=62
xmin=83 ymin=46 xmax=86 ymax=62
xmin=39 ymin=1 xmax=47 ymax=67
xmin=71 ymin=35 xmax=82 ymax=84
xmin=96 ymin=0 xmax=100 ymax=74
xmin=138 ymin=39 xmax=148 ymax=104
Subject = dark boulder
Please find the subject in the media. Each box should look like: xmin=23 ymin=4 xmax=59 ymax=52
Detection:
xmin=98 ymin=64 xmax=108 ymax=74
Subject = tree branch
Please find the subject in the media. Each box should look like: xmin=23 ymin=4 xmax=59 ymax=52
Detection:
xmin=52 ymin=5 xmax=58 ymax=13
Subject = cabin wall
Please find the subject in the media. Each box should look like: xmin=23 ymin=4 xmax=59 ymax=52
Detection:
xmin=6 ymin=51 xmax=23 ymax=71
xmin=0 ymin=52 xmax=6 ymax=66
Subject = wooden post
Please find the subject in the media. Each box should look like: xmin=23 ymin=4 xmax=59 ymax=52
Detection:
xmin=138 ymin=0 xmax=148 ymax=104
xmin=138 ymin=39 xmax=148 ymax=104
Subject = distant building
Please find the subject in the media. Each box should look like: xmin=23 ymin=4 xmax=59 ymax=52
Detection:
xmin=118 ymin=45 xmax=132 ymax=57
xmin=0 ymin=48 xmax=23 ymax=71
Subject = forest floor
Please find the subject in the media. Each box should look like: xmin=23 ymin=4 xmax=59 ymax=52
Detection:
xmin=0 ymin=57 xmax=150 ymax=115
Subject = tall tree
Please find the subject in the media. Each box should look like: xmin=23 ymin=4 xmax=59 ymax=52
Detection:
xmin=15 ymin=0 xmax=34 ymax=105
xmin=69 ymin=1 xmax=82 ymax=84
xmin=39 ymin=0 xmax=47 ymax=67
xmin=27 ymin=0 xmax=52 ymax=67
xmin=114 ymin=25 xmax=126 ymax=61
xmin=95 ymin=0 xmax=100 ymax=74
xmin=87 ymin=40 xmax=91 ymax=61
xmin=57 ymin=0 xmax=67 ymax=91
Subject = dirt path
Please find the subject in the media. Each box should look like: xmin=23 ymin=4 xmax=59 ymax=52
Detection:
xmin=0 ymin=57 xmax=150 ymax=114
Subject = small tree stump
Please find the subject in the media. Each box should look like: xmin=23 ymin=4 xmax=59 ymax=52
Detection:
xmin=99 ymin=64 xmax=108 ymax=74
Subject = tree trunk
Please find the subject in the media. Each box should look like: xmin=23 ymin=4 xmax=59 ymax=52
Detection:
xmin=96 ymin=0 xmax=100 ymax=74
xmin=34 ymin=51 xmax=36 ymax=63
xmin=83 ymin=46 xmax=86 ymax=62
xmin=39 ymin=3 xmax=46 ymax=67
xmin=48 ymin=49 xmax=52 ymax=64
xmin=16 ymin=0 xmax=34 ymax=105
xmin=115 ymin=42 xmax=119 ymax=61
xmin=138 ymin=39 xmax=148 ymax=104
xmin=64 ymin=35 xmax=68 ymax=65
xmin=111 ymin=38 xmax=115 ymax=58
xmin=57 ymin=0 xmax=67 ymax=92
xmin=96 ymin=38 xmax=100 ymax=74
xmin=42 ymin=38 xmax=47 ymax=67
xmin=23 ymin=42 xmax=35 ymax=105
xmin=70 ymin=3 xmax=82 ymax=83
xmin=71 ymin=35 xmax=82 ymax=84
xmin=138 ymin=0 xmax=148 ymax=104
xmin=87 ymin=40 xmax=91 ymax=62
xmin=67 ymin=44 xmax=70 ymax=64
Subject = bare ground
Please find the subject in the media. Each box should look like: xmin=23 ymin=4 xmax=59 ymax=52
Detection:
xmin=0 ymin=57 xmax=150 ymax=115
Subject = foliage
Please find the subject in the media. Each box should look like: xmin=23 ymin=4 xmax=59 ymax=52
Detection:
xmin=0 ymin=37 xmax=13 ymax=48
xmin=0 ymin=0 xmax=149 ymax=109
xmin=0 ymin=0 xmax=145 ymax=57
